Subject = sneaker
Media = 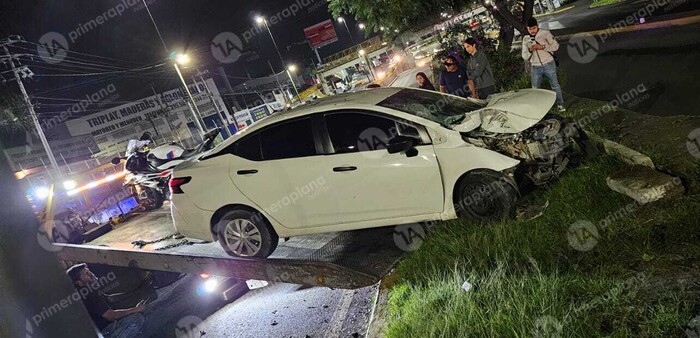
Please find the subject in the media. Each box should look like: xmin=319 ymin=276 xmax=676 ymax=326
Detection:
xmin=557 ymin=105 xmax=566 ymax=112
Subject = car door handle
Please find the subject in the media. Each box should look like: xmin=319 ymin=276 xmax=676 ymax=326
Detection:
xmin=333 ymin=166 xmax=357 ymax=172
xmin=237 ymin=169 xmax=258 ymax=175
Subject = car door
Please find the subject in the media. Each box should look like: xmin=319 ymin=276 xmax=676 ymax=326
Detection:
xmin=319 ymin=110 xmax=444 ymax=226
xmin=226 ymin=116 xmax=336 ymax=229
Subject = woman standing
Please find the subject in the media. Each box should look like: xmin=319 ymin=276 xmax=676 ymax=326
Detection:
xmin=415 ymin=72 xmax=436 ymax=91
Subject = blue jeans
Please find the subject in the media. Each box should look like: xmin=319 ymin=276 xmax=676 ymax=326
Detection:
xmin=531 ymin=61 xmax=564 ymax=106
xmin=102 ymin=313 xmax=145 ymax=338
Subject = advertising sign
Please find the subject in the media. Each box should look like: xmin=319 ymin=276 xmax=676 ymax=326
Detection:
xmin=4 ymin=135 xmax=98 ymax=169
xmin=65 ymin=78 xmax=230 ymax=138
xmin=304 ymin=19 xmax=338 ymax=49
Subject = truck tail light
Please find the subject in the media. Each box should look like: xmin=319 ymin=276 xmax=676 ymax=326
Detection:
xmin=169 ymin=177 xmax=191 ymax=194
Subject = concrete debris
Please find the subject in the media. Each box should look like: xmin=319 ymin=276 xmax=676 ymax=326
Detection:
xmin=606 ymin=166 xmax=684 ymax=204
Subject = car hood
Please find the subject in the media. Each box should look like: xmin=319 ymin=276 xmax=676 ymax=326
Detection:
xmin=451 ymin=89 xmax=556 ymax=134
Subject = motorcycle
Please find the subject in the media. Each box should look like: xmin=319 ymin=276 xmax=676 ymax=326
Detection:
xmin=112 ymin=129 xmax=221 ymax=211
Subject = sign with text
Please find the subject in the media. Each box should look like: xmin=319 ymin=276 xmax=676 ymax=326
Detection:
xmin=304 ymin=19 xmax=338 ymax=49
xmin=4 ymin=135 xmax=98 ymax=169
xmin=65 ymin=78 xmax=230 ymax=138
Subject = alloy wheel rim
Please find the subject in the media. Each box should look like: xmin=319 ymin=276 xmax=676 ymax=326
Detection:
xmin=224 ymin=219 xmax=262 ymax=256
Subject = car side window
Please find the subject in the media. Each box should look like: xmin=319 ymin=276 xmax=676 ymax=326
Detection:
xmin=324 ymin=112 xmax=427 ymax=154
xmin=259 ymin=117 xmax=316 ymax=160
xmin=230 ymin=133 xmax=262 ymax=161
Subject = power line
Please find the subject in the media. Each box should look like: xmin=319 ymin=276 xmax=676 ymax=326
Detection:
xmin=20 ymin=41 xmax=144 ymax=66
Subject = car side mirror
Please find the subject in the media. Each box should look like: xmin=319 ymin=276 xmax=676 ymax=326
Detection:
xmin=387 ymin=135 xmax=417 ymax=155
xmin=111 ymin=157 xmax=121 ymax=165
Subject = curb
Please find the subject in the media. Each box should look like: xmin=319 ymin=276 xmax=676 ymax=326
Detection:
xmin=587 ymin=132 xmax=656 ymax=169
xmin=534 ymin=4 xmax=576 ymax=17
xmin=365 ymin=273 xmax=397 ymax=337
xmin=556 ymin=13 xmax=700 ymax=40
xmin=589 ymin=0 xmax=625 ymax=9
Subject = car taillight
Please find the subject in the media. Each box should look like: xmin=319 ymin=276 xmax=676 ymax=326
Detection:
xmin=169 ymin=177 xmax=191 ymax=194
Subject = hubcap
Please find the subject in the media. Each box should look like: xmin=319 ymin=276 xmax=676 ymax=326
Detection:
xmin=223 ymin=219 xmax=262 ymax=256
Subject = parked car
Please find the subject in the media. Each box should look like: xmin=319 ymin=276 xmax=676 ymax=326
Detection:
xmin=169 ymin=88 xmax=593 ymax=258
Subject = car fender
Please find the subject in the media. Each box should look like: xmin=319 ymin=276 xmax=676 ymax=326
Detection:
xmin=434 ymin=141 xmax=520 ymax=220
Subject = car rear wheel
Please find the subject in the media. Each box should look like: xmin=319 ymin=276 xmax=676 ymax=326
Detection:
xmin=455 ymin=170 xmax=519 ymax=222
xmin=216 ymin=209 xmax=278 ymax=258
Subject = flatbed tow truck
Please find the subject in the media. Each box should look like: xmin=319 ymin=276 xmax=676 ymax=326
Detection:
xmin=46 ymin=191 xmax=406 ymax=291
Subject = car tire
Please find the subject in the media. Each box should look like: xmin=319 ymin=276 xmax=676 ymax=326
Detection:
xmin=455 ymin=170 xmax=519 ymax=222
xmin=216 ymin=209 xmax=278 ymax=258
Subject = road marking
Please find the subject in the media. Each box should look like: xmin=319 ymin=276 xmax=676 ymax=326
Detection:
xmin=325 ymin=289 xmax=355 ymax=338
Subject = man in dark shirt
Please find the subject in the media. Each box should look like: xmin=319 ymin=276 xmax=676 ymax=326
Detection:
xmin=66 ymin=263 xmax=146 ymax=338
xmin=438 ymin=55 xmax=470 ymax=98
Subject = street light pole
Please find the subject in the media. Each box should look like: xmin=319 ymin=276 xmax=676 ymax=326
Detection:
xmin=286 ymin=65 xmax=302 ymax=103
xmin=142 ymin=0 xmax=205 ymax=136
xmin=337 ymin=17 xmax=355 ymax=44
xmin=173 ymin=60 xmax=206 ymax=134
xmin=257 ymin=18 xmax=285 ymax=71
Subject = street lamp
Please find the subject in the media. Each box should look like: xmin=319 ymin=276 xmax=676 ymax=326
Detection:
xmin=255 ymin=16 xmax=285 ymax=72
xmin=170 ymin=52 xmax=206 ymax=134
xmin=358 ymin=23 xmax=365 ymax=30
xmin=286 ymin=64 xmax=302 ymax=103
xmin=337 ymin=16 xmax=355 ymax=43
xmin=357 ymin=49 xmax=374 ymax=82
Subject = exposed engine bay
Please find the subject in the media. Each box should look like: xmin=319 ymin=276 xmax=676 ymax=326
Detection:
xmin=463 ymin=115 xmax=588 ymax=186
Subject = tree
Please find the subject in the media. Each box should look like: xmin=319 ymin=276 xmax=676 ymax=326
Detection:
xmin=327 ymin=0 xmax=535 ymax=48
xmin=0 ymin=93 xmax=32 ymax=135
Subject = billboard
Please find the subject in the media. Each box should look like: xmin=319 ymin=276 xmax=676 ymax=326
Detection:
xmin=4 ymin=135 xmax=99 ymax=169
xmin=304 ymin=19 xmax=338 ymax=49
xmin=65 ymin=78 xmax=229 ymax=138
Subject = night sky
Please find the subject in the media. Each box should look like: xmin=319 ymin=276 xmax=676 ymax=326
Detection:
xmin=0 ymin=0 xmax=371 ymax=139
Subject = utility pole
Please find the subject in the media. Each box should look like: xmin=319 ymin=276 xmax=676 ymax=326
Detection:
xmin=195 ymin=70 xmax=232 ymax=137
xmin=1 ymin=42 xmax=62 ymax=178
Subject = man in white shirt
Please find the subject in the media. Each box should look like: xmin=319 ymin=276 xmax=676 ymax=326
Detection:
xmin=522 ymin=17 xmax=565 ymax=112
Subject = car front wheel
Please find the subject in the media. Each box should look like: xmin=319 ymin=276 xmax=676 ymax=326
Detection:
xmin=455 ymin=170 xmax=519 ymax=222
xmin=216 ymin=209 xmax=278 ymax=258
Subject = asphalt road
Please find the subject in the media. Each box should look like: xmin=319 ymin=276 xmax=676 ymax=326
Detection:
xmin=536 ymin=0 xmax=700 ymax=116
xmin=142 ymin=276 xmax=376 ymax=338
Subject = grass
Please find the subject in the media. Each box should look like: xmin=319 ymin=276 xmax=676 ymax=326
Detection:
xmin=590 ymin=0 xmax=626 ymax=8
xmin=385 ymin=156 xmax=700 ymax=337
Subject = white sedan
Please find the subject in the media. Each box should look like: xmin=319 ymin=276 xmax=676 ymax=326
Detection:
xmin=170 ymin=87 xmax=587 ymax=257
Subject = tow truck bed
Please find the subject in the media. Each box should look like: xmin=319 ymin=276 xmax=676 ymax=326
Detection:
xmin=55 ymin=206 xmax=405 ymax=289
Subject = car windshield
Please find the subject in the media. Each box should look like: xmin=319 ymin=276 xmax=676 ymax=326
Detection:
xmin=377 ymin=89 xmax=486 ymax=126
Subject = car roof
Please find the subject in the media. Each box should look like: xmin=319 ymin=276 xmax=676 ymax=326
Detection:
xmin=210 ymin=87 xmax=406 ymax=153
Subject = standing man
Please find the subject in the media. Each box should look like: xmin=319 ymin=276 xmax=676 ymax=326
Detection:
xmin=439 ymin=56 xmax=470 ymax=98
xmin=463 ymin=38 xmax=497 ymax=99
xmin=522 ymin=17 xmax=566 ymax=112
xmin=66 ymin=263 xmax=146 ymax=338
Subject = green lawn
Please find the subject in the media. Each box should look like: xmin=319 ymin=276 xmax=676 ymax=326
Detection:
xmin=385 ymin=156 xmax=700 ymax=337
